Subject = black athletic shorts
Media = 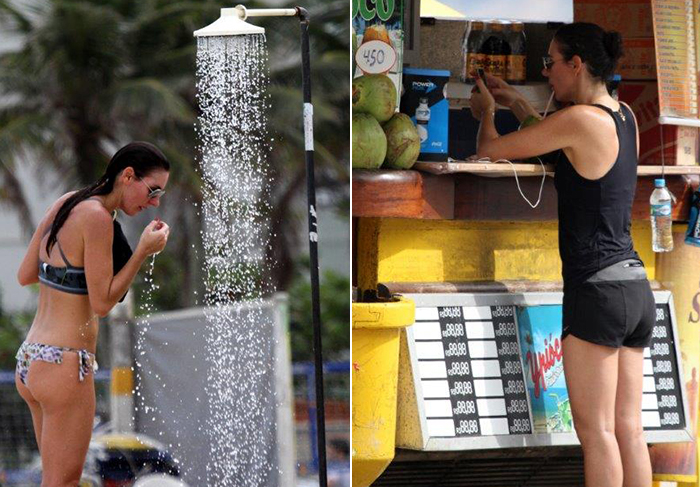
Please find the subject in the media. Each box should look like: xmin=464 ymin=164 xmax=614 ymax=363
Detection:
xmin=562 ymin=269 xmax=656 ymax=349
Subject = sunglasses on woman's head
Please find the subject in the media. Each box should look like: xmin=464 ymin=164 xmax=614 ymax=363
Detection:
xmin=138 ymin=178 xmax=165 ymax=200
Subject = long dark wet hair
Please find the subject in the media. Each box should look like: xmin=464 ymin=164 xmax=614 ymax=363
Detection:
xmin=45 ymin=141 xmax=170 ymax=255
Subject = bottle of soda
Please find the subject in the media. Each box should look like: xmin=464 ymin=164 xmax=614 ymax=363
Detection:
xmin=507 ymin=22 xmax=526 ymax=84
xmin=651 ymin=178 xmax=674 ymax=252
xmin=482 ymin=21 xmax=508 ymax=78
xmin=461 ymin=21 xmax=485 ymax=83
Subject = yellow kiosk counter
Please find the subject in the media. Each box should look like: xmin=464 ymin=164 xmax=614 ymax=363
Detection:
xmin=352 ymin=168 xmax=700 ymax=487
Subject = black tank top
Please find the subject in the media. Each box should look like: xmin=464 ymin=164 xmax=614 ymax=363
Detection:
xmin=554 ymin=103 xmax=641 ymax=291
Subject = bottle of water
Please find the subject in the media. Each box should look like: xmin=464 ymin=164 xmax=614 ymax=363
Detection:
xmin=651 ymin=178 xmax=674 ymax=252
xmin=415 ymin=98 xmax=430 ymax=144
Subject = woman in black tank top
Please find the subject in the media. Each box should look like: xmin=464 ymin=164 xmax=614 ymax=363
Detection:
xmin=470 ymin=23 xmax=653 ymax=487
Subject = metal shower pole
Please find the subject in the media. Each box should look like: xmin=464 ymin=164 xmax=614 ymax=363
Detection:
xmin=296 ymin=8 xmax=329 ymax=487
xmin=236 ymin=5 xmax=329 ymax=486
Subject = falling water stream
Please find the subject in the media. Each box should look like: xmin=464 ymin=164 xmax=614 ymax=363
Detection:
xmin=195 ymin=34 xmax=276 ymax=486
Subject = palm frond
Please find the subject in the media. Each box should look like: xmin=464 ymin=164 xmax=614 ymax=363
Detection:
xmin=108 ymin=78 xmax=196 ymax=128
xmin=0 ymin=0 xmax=33 ymax=34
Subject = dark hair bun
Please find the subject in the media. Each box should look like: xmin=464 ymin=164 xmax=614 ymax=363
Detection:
xmin=555 ymin=22 xmax=623 ymax=81
xmin=603 ymin=30 xmax=623 ymax=62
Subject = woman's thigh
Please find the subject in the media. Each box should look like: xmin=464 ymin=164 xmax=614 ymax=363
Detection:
xmin=615 ymin=346 xmax=646 ymax=433
xmin=15 ymin=373 xmax=44 ymax=450
xmin=26 ymin=354 xmax=95 ymax=484
xmin=563 ymin=334 xmax=619 ymax=435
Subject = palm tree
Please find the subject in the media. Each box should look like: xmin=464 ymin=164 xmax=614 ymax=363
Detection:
xmin=257 ymin=0 xmax=350 ymax=289
xmin=0 ymin=0 xmax=349 ymax=305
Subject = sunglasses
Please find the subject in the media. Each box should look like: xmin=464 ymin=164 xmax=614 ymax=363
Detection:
xmin=139 ymin=177 xmax=166 ymax=200
xmin=542 ymin=55 xmax=566 ymax=71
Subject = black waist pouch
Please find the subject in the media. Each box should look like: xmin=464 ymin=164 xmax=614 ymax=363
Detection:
xmin=113 ymin=220 xmax=133 ymax=303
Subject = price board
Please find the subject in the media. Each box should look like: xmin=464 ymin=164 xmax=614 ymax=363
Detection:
xmin=651 ymin=0 xmax=698 ymax=119
xmin=399 ymin=291 xmax=691 ymax=451
xmin=645 ymin=304 xmax=685 ymax=431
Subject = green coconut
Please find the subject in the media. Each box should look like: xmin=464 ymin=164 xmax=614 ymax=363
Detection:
xmin=352 ymin=74 xmax=397 ymax=123
xmin=382 ymin=113 xmax=420 ymax=169
xmin=352 ymin=113 xmax=387 ymax=169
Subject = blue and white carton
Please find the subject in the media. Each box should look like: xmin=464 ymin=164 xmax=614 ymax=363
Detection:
xmin=400 ymin=68 xmax=450 ymax=162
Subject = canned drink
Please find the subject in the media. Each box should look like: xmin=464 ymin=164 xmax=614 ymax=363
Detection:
xmin=686 ymin=190 xmax=700 ymax=247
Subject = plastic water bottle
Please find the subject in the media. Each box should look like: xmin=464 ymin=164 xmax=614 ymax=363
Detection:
xmin=415 ymin=98 xmax=430 ymax=144
xmin=651 ymin=178 xmax=674 ymax=252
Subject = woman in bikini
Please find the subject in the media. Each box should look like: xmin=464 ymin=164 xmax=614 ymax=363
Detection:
xmin=15 ymin=141 xmax=171 ymax=486
xmin=470 ymin=23 xmax=654 ymax=487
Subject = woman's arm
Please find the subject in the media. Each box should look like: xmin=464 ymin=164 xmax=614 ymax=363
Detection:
xmin=471 ymin=79 xmax=612 ymax=164
xmin=482 ymin=73 xmax=542 ymax=123
xmin=83 ymin=210 xmax=168 ymax=317
xmin=17 ymin=217 xmax=49 ymax=286
xmin=17 ymin=193 xmax=73 ymax=286
xmin=476 ymin=106 xmax=586 ymax=161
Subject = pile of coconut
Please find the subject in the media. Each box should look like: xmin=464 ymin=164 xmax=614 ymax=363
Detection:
xmin=352 ymin=74 xmax=421 ymax=170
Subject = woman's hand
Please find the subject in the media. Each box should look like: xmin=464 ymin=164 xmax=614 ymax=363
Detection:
xmin=482 ymin=73 xmax=541 ymax=123
xmin=470 ymin=77 xmax=496 ymax=121
xmin=483 ymin=73 xmax=522 ymax=109
xmin=137 ymin=218 xmax=170 ymax=256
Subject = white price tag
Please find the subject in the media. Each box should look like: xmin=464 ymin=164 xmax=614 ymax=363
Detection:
xmin=355 ymin=40 xmax=397 ymax=74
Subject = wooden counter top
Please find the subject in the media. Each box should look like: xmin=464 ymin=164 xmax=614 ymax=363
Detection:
xmin=352 ymin=167 xmax=700 ymax=221
xmin=414 ymin=162 xmax=700 ymax=178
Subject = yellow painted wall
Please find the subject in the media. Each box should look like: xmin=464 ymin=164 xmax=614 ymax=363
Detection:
xmin=357 ymin=218 xmax=654 ymax=288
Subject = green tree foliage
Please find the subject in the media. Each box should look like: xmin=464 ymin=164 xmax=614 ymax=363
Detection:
xmin=0 ymin=291 xmax=32 ymax=369
xmin=289 ymin=260 xmax=350 ymax=362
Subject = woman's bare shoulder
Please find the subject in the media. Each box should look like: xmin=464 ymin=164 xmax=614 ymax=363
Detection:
xmin=557 ymin=104 xmax=612 ymax=120
xmin=552 ymin=105 xmax=616 ymax=136
xmin=45 ymin=191 xmax=75 ymax=213
xmin=74 ymin=199 xmax=112 ymax=222
xmin=51 ymin=195 xmax=113 ymax=234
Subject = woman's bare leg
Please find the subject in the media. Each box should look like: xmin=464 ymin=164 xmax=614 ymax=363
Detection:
xmin=15 ymin=372 xmax=44 ymax=451
xmin=615 ymin=346 xmax=651 ymax=487
xmin=26 ymin=353 xmax=95 ymax=487
xmin=563 ymin=334 xmax=622 ymax=487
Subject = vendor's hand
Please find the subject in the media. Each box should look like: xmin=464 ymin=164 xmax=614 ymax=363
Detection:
xmin=137 ymin=218 xmax=170 ymax=256
xmin=470 ymin=77 xmax=496 ymax=121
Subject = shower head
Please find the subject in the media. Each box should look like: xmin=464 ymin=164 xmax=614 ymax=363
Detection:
xmin=193 ymin=5 xmax=301 ymax=37
xmin=193 ymin=7 xmax=264 ymax=37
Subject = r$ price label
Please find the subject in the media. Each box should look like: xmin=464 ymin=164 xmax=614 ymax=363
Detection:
xmin=356 ymin=40 xmax=397 ymax=74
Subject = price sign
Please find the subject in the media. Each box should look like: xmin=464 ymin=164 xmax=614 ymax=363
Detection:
xmin=643 ymin=304 xmax=686 ymax=430
xmin=412 ymin=304 xmax=530 ymax=438
xmin=404 ymin=291 xmax=690 ymax=451
xmin=355 ymin=40 xmax=397 ymax=74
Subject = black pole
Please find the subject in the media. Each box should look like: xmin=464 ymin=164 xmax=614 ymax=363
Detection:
xmin=297 ymin=7 xmax=328 ymax=487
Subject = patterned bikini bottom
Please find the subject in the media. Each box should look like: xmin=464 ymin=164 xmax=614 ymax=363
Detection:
xmin=15 ymin=341 xmax=98 ymax=385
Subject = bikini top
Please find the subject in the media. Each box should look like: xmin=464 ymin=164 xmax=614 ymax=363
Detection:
xmin=38 ymin=240 xmax=88 ymax=294
xmin=38 ymin=218 xmax=133 ymax=301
